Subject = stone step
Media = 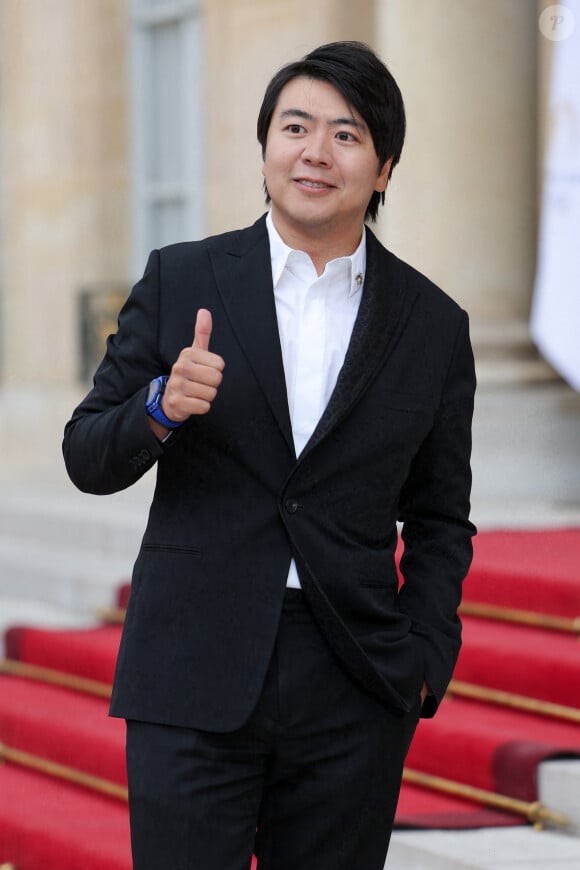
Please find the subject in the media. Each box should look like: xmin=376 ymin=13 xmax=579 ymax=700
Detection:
xmin=388 ymin=757 xmax=580 ymax=868
xmin=471 ymin=382 xmax=580 ymax=517
xmin=0 ymin=474 xmax=153 ymax=612
xmin=0 ymin=478 xmax=152 ymax=558
xmin=0 ymin=598 xmax=95 ymax=657
xmin=539 ymin=760 xmax=580 ymax=838
xmin=471 ymin=319 xmax=561 ymax=389
xmin=0 ymin=535 xmax=132 ymax=615
xmin=388 ymin=824 xmax=580 ymax=869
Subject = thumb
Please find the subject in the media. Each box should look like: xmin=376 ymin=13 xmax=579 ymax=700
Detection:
xmin=192 ymin=308 xmax=212 ymax=351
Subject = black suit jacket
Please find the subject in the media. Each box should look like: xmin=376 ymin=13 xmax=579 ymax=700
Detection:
xmin=63 ymin=215 xmax=476 ymax=731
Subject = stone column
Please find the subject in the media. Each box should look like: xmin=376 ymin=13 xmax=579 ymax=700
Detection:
xmin=375 ymin=0 xmax=538 ymax=332
xmin=0 ymin=0 xmax=131 ymax=388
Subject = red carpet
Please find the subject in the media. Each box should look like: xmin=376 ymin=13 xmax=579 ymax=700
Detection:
xmin=406 ymin=696 xmax=580 ymax=799
xmin=0 ymin=765 xmax=131 ymax=870
xmin=5 ymin=624 xmax=122 ymax=683
xmin=1 ymin=528 xmax=579 ymax=866
xmin=464 ymin=528 xmax=580 ymax=616
xmin=395 ymin=527 xmax=580 ymax=828
xmin=453 ymin=615 xmax=580 ymax=706
xmin=0 ymin=676 xmax=125 ymax=785
xmin=395 ymin=783 xmax=522 ymax=830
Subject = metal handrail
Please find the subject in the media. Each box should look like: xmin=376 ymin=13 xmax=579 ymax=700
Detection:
xmin=96 ymin=606 xmax=126 ymax=624
xmin=0 ymin=659 xmax=111 ymax=699
xmin=0 ymin=743 xmax=127 ymax=802
xmin=447 ymin=679 xmax=580 ymax=724
xmin=402 ymin=767 xmax=570 ymax=830
xmin=460 ymin=600 xmax=580 ymax=635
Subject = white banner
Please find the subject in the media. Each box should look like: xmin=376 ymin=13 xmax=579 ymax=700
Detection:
xmin=531 ymin=1 xmax=580 ymax=391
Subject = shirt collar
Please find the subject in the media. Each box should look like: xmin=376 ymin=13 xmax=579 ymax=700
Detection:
xmin=266 ymin=211 xmax=366 ymax=298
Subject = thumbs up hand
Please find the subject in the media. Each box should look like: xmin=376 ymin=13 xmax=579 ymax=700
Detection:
xmin=192 ymin=307 xmax=213 ymax=352
xmin=158 ymin=309 xmax=225 ymax=427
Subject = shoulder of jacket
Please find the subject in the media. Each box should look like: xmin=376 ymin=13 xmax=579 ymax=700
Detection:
xmin=367 ymin=230 xmax=466 ymax=320
xmin=156 ymin=215 xmax=267 ymax=264
xmin=400 ymin=256 xmax=464 ymax=316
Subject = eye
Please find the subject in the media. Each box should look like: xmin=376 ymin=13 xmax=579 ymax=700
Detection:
xmin=335 ymin=130 xmax=357 ymax=142
xmin=285 ymin=124 xmax=306 ymax=135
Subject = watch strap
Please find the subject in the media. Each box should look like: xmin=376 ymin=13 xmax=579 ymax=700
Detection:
xmin=146 ymin=375 xmax=184 ymax=430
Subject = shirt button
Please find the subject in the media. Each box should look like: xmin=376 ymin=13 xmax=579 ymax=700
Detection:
xmin=285 ymin=500 xmax=299 ymax=514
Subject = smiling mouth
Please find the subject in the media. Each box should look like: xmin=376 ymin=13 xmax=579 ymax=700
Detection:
xmin=295 ymin=179 xmax=334 ymax=189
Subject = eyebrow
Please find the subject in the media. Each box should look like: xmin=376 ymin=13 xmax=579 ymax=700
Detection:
xmin=279 ymin=108 xmax=366 ymax=131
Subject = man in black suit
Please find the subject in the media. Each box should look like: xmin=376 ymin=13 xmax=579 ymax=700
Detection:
xmin=64 ymin=41 xmax=476 ymax=870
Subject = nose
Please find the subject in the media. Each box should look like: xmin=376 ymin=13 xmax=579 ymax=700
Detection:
xmin=301 ymin=131 xmax=332 ymax=166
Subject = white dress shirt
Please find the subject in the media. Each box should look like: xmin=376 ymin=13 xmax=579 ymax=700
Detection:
xmin=266 ymin=211 xmax=366 ymax=588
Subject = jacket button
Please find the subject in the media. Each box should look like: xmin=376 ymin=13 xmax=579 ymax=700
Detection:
xmin=285 ymin=500 xmax=299 ymax=514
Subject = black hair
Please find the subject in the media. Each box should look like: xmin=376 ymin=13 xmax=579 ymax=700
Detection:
xmin=256 ymin=40 xmax=406 ymax=222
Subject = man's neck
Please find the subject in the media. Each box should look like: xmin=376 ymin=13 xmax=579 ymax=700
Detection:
xmin=269 ymin=211 xmax=364 ymax=276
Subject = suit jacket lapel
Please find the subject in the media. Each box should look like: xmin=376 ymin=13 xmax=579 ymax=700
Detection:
xmin=208 ymin=218 xmax=418 ymax=462
xmin=208 ymin=216 xmax=295 ymax=455
xmin=301 ymin=228 xmax=418 ymax=459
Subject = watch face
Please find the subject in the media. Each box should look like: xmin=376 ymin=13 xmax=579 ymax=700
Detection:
xmin=147 ymin=378 xmax=160 ymax=404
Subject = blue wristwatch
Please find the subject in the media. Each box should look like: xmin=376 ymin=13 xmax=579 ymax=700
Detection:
xmin=145 ymin=375 xmax=183 ymax=429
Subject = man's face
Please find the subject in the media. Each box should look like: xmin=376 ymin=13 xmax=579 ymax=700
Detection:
xmin=262 ymin=76 xmax=391 ymax=249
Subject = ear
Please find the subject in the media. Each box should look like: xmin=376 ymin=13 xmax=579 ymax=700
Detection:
xmin=375 ymin=156 xmax=394 ymax=193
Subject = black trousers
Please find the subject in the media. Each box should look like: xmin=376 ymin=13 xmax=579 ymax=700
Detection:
xmin=126 ymin=590 xmax=420 ymax=870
